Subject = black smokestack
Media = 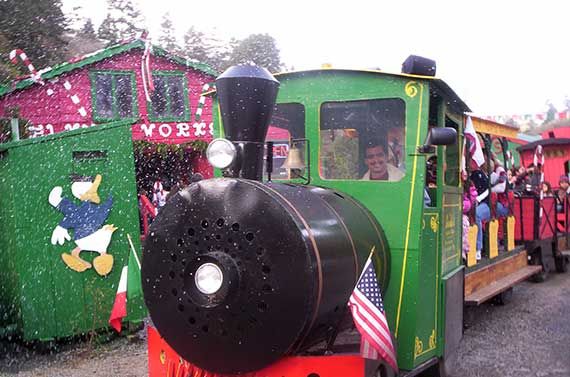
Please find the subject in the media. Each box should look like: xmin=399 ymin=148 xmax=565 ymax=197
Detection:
xmin=215 ymin=65 xmax=280 ymax=180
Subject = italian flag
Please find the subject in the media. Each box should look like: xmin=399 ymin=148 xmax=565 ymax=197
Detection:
xmin=109 ymin=235 xmax=142 ymax=333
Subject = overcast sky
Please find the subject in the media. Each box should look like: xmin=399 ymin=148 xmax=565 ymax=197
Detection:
xmin=64 ymin=0 xmax=570 ymax=116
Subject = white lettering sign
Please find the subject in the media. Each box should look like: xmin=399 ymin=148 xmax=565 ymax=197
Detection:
xmin=158 ymin=124 xmax=172 ymax=138
xmin=176 ymin=123 xmax=190 ymax=137
xmin=28 ymin=123 xmax=95 ymax=138
xmin=193 ymin=122 xmax=207 ymax=137
xmin=140 ymin=123 xmax=156 ymax=137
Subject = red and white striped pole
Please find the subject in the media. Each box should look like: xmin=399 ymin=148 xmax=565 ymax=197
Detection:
xmin=534 ymin=145 xmax=545 ymax=217
xmin=194 ymin=83 xmax=214 ymax=123
xmin=506 ymin=150 xmax=515 ymax=170
xmin=9 ymin=48 xmax=44 ymax=85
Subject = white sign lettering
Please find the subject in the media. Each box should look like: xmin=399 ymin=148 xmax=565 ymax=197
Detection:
xmin=140 ymin=123 xmax=156 ymax=137
xmin=176 ymin=123 xmax=190 ymax=137
xmin=25 ymin=122 xmax=213 ymax=140
xmin=158 ymin=124 xmax=172 ymax=138
xmin=28 ymin=123 xmax=95 ymax=138
xmin=193 ymin=122 xmax=207 ymax=137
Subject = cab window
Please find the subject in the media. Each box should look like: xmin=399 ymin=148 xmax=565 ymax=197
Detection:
xmin=266 ymin=103 xmax=305 ymax=179
xmin=319 ymin=98 xmax=406 ymax=181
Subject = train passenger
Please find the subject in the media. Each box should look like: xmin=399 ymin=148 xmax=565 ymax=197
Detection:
xmin=527 ymin=164 xmax=542 ymax=192
xmin=471 ymin=163 xmax=508 ymax=260
xmin=513 ymin=166 xmax=529 ymax=192
xmin=542 ymin=181 xmax=554 ymax=197
xmin=507 ymin=167 xmax=517 ymax=190
xmin=490 ymin=166 xmax=507 ymax=194
xmin=362 ymin=140 xmax=404 ymax=181
xmin=491 ymin=166 xmax=510 ymax=218
xmin=470 ymin=164 xmax=489 ymax=260
xmin=556 ymin=175 xmax=570 ymax=211
xmin=462 ymin=182 xmax=477 ymax=260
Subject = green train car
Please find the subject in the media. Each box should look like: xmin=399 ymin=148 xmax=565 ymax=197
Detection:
xmin=142 ymin=60 xmax=544 ymax=377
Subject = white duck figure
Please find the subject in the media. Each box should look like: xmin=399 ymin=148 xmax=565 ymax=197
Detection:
xmin=49 ymin=174 xmax=116 ymax=275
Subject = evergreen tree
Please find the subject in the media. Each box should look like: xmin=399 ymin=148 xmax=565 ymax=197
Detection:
xmin=227 ymin=34 xmax=283 ymax=73
xmin=214 ymin=37 xmax=240 ymax=72
xmin=182 ymin=26 xmax=209 ymax=63
xmin=97 ymin=0 xmax=146 ymax=46
xmin=122 ymin=0 xmax=146 ymax=34
xmin=81 ymin=19 xmax=98 ymax=39
xmin=158 ymin=13 xmax=178 ymax=51
xmin=0 ymin=32 xmax=19 ymax=83
xmin=97 ymin=13 xmax=121 ymax=46
xmin=0 ymin=0 xmax=69 ymax=76
xmin=68 ymin=19 xmax=104 ymax=57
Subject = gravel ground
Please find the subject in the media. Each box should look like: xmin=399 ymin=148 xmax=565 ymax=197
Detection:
xmin=0 ymin=330 xmax=148 ymax=377
xmin=454 ymin=272 xmax=570 ymax=377
xmin=1 ymin=273 xmax=569 ymax=377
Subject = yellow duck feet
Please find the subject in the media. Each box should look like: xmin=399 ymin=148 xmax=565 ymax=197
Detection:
xmin=93 ymin=254 xmax=114 ymax=276
xmin=61 ymin=253 xmax=92 ymax=272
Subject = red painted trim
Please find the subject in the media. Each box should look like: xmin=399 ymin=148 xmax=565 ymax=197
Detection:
xmin=147 ymin=326 xmax=365 ymax=377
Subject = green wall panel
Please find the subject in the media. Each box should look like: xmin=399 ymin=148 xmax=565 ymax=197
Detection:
xmin=0 ymin=120 xmax=146 ymax=340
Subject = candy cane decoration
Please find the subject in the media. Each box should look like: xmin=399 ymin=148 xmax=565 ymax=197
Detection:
xmin=141 ymin=37 xmax=154 ymax=102
xmin=9 ymin=49 xmax=44 ymax=85
xmin=63 ymin=80 xmax=87 ymax=117
xmin=194 ymin=83 xmax=215 ymax=123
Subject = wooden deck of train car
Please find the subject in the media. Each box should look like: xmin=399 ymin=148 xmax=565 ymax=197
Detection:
xmin=464 ymin=246 xmax=541 ymax=305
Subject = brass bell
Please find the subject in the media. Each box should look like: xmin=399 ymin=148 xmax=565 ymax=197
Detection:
xmin=281 ymin=145 xmax=306 ymax=170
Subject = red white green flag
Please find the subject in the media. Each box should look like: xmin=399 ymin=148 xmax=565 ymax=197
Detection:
xmin=109 ymin=235 xmax=142 ymax=332
xmin=109 ymin=265 xmax=128 ymax=332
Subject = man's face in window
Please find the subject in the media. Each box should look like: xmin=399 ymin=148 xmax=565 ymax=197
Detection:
xmin=365 ymin=145 xmax=388 ymax=179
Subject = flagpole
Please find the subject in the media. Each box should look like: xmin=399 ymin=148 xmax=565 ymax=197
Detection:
xmin=356 ymin=246 xmax=376 ymax=283
xmin=127 ymin=234 xmax=142 ymax=270
xmin=324 ymin=245 xmax=377 ymax=354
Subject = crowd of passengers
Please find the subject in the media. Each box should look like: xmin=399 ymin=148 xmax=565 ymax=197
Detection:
xmin=457 ymin=153 xmax=570 ymax=262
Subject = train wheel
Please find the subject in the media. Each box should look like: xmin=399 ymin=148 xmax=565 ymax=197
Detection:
xmin=492 ymin=287 xmax=513 ymax=305
xmin=529 ymin=250 xmax=548 ymax=283
xmin=33 ymin=339 xmax=57 ymax=354
xmin=375 ymin=364 xmax=396 ymax=377
xmin=424 ymin=357 xmax=456 ymax=377
xmin=555 ymin=255 xmax=568 ymax=273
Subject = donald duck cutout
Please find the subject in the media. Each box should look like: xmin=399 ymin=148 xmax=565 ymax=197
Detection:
xmin=48 ymin=174 xmax=116 ymax=275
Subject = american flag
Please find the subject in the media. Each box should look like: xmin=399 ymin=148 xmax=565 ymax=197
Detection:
xmin=348 ymin=253 xmax=398 ymax=371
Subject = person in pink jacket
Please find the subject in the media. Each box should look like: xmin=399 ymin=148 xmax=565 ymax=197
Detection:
xmin=462 ymin=183 xmax=478 ymax=260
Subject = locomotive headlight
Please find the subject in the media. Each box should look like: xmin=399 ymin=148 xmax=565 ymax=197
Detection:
xmin=195 ymin=263 xmax=224 ymax=295
xmin=206 ymin=138 xmax=237 ymax=169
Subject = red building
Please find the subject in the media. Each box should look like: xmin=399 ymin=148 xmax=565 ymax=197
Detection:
xmin=0 ymin=38 xmax=217 ymax=190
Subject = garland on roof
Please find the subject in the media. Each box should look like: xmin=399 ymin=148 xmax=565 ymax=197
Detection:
xmin=133 ymin=140 xmax=208 ymax=158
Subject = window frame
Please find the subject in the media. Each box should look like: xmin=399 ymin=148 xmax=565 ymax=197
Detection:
xmin=89 ymin=70 xmax=138 ymax=123
xmin=148 ymin=70 xmax=190 ymax=122
xmin=318 ymin=97 xmax=407 ymax=182
xmin=266 ymin=102 xmax=307 ymax=180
